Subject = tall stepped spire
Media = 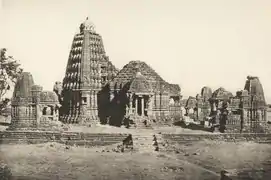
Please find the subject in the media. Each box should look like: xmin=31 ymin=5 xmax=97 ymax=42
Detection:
xmin=61 ymin=17 xmax=118 ymax=124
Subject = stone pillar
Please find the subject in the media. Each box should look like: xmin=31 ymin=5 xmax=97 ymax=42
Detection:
xmin=135 ymin=97 xmax=138 ymax=115
xmin=28 ymin=106 xmax=31 ymax=117
xmin=16 ymin=106 xmax=18 ymax=117
xmin=90 ymin=91 xmax=94 ymax=108
xmin=93 ymin=91 xmax=96 ymax=108
xmin=129 ymin=94 xmax=133 ymax=115
xmin=91 ymin=91 xmax=95 ymax=108
xmin=36 ymin=105 xmax=41 ymax=127
xmin=148 ymin=96 xmax=153 ymax=116
xmin=51 ymin=106 xmax=55 ymax=120
xmin=264 ymin=109 xmax=267 ymax=122
xmin=141 ymin=96 xmax=144 ymax=116
xmin=94 ymin=91 xmax=98 ymax=117
xmin=240 ymin=108 xmax=244 ymax=132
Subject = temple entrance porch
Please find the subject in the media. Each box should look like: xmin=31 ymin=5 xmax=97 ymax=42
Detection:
xmin=132 ymin=95 xmax=150 ymax=117
xmin=123 ymin=92 xmax=153 ymax=128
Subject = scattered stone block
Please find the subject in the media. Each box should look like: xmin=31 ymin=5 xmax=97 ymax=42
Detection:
xmin=175 ymin=150 xmax=180 ymax=154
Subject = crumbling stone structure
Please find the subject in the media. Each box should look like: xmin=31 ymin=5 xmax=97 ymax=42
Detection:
xmin=9 ymin=72 xmax=61 ymax=130
xmin=184 ymin=76 xmax=268 ymax=133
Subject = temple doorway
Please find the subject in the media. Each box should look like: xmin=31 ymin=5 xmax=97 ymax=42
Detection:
xmin=133 ymin=95 xmax=150 ymax=117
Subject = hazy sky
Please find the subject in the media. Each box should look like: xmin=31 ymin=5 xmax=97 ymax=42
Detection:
xmin=0 ymin=0 xmax=271 ymax=101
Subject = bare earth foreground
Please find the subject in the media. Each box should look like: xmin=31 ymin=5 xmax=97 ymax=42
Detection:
xmin=0 ymin=126 xmax=271 ymax=180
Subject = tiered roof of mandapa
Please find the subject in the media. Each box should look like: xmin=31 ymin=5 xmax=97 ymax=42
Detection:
xmin=110 ymin=60 xmax=181 ymax=96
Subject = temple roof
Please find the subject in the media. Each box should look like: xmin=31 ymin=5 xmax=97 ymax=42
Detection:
xmin=129 ymin=72 xmax=152 ymax=94
xmin=40 ymin=91 xmax=59 ymax=104
xmin=13 ymin=72 xmax=34 ymax=98
xmin=236 ymin=89 xmax=249 ymax=97
xmin=110 ymin=60 xmax=181 ymax=96
xmin=212 ymin=87 xmax=233 ymax=100
xmin=244 ymin=76 xmax=266 ymax=104
xmin=201 ymin=86 xmax=212 ymax=100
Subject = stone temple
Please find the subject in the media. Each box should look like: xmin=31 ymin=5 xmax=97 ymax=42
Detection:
xmin=8 ymin=18 xmax=269 ymax=133
xmin=9 ymin=72 xmax=61 ymax=130
xmin=61 ymin=17 xmax=118 ymax=124
xmin=183 ymin=76 xmax=268 ymax=133
xmin=60 ymin=18 xmax=182 ymax=127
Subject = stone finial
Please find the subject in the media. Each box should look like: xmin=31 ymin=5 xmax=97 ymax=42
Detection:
xmin=80 ymin=17 xmax=96 ymax=33
xmin=247 ymin=75 xmax=259 ymax=80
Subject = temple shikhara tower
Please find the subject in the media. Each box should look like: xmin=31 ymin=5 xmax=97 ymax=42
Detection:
xmin=61 ymin=18 xmax=118 ymax=124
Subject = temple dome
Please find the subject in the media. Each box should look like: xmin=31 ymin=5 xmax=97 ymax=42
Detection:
xmin=212 ymin=87 xmax=233 ymax=100
xmin=129 ymin=72 xmax=152 ymax=94
xmin=111 ymin=61 xmax=180 ymax=96
xmin=40 ymin=91 xmax=59 ymax=103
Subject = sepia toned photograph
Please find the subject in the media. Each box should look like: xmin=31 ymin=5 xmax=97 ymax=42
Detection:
xmin=0 ymin=0 xmax=271 ymax=179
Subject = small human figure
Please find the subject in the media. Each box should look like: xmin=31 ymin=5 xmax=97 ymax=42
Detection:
xmin=152 ymin=135 xmax=159 ymax=151
xmin=122 ymin=134 xmax=133 ymax=150
xmin=143 ymin=119 xmax=147 ymax=126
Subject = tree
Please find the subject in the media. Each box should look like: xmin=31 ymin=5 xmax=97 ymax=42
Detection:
xmin=0 ymin=48 xmax=23 ymax=114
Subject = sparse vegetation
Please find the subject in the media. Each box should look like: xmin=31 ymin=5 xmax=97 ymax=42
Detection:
xmin=0 ymin=48 xmax=23 ymax=115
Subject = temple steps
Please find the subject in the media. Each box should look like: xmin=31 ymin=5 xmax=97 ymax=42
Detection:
xmin=0 ymin=131 xmax=129 ymax=147
xmin=131 ymin=133 xmax=164 ymax=152
xmin=162 ymin=133 xmax=271 ymax=144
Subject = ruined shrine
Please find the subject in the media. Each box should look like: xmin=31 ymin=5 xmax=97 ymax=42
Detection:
xmin=184 ymin=76 xmax=268 ymax=133
xmin=60 ymin=18 xmax=182 ymax=126
xmin=9 ymin=72 xmax=61 ymax=130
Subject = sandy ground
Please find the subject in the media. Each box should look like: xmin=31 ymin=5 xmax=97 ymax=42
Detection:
xmin=0 ymin=123 xmax=271 ymax=179
xmin=0 ymin=142 xmax=219 ymax=180
xmin=167 ymin=141 xmax=271 ymax=180
xmin=1 ymin=139 xmax=271 ymax=180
